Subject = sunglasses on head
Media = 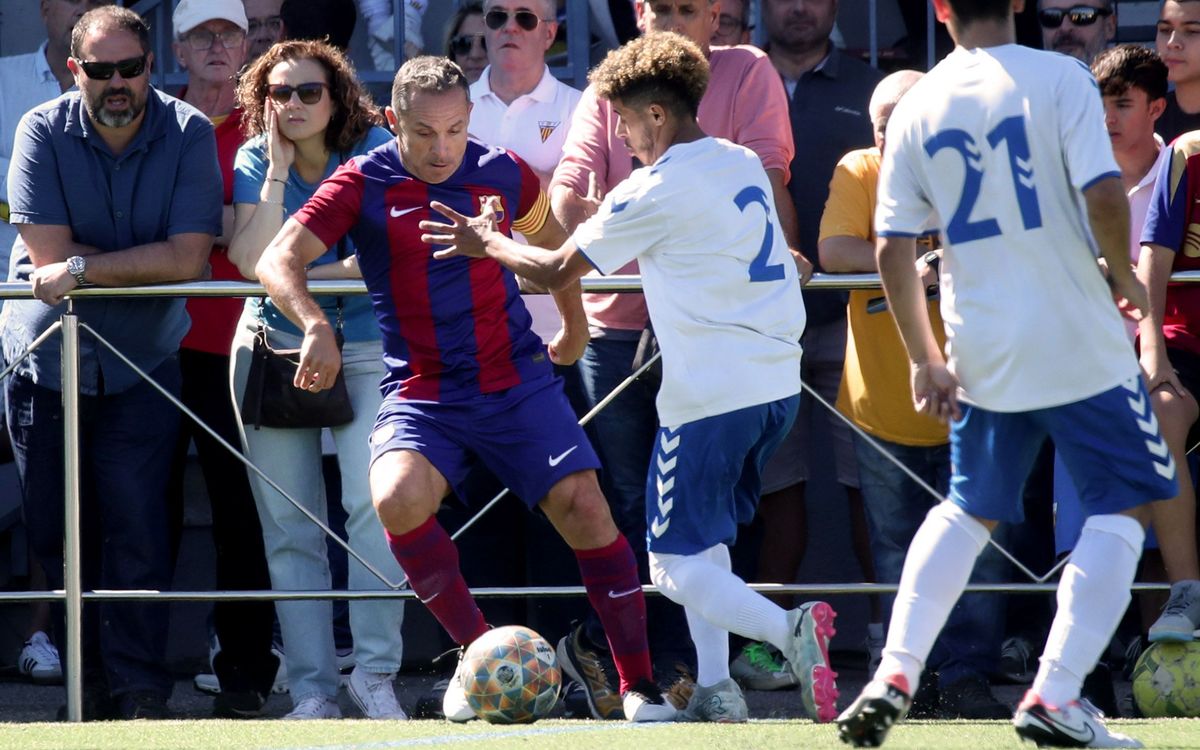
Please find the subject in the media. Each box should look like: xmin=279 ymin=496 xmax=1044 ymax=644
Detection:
xmin=450 ymin=33 xmax=486 ymax=56
xmin=76 ymin=54 xmax=147 ymax=80
xmin=484 ymin=9 xmax=546 ymax=31
xmin=267 ymin=81 xmax=329 ymax=105
xmin=1037 ymin=5 xmax=1112 ymax=28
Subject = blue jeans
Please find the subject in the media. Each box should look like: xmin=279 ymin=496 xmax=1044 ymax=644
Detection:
xmin=6 ymin=361 xmax=180 ymax=699
xmin=231 ymin=318 xmax=405 ymax=702
xmin=854 ymin=432 xmax=1005 ymax=685
xmin=573 ymin=335 xmax=693 ymax=662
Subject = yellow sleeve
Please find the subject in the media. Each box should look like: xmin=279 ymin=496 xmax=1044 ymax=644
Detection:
xmin=818 ymin=149 xmax=879 ymax=244
xmin=511 ymin=190 xmax=550 ymax=236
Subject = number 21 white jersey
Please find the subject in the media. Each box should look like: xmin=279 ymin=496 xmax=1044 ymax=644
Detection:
xmin=877 ymin=44 xmax=1137 ymax=412
xmin=573 ymin=137 xmax=806 ymax=427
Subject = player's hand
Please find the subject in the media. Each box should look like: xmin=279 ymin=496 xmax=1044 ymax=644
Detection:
xmin=30 ymin=261 xmax=79 ymax=305
xmin=548 ymin=325 xmax=589 ymax=366
xmin=421 ymin=200 xmax=497 ymax=259
xmin=264 ymin=103 xmax=296 ymax=172
xmin=790 ymin=248 xmax=814 ymax=285
xmin=295 ymin=322 xmax=342 ymax=393
xmin=1141 ymin=351 xmax=1188 ymax=399
xmin=917 ymin=252 xmax=939 ymax=288
xmin=912 ymin=360 xmax=960 ymax=423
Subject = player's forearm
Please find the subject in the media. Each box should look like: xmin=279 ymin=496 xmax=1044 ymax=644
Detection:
xmin=819 ymin=235 xmax=877 ymax=273
xmin=484 ymin=230 xmax=574 ymax=291
xmin=1137 ymin=243 xmax=1176 ymax=358
xmin=550 ymin=278 xmax=587 ymax=332
xmin=257 ymin=225 xmax=332 ymax=335
xmin=878 ymin=236 xmax=942 ymax=365
xmin=1084 ymin=177 xmax=1134 ymax=288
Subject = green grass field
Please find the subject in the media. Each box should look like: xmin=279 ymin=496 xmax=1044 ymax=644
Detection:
xmin=3 ymin=718 xmax=1199 ymax=750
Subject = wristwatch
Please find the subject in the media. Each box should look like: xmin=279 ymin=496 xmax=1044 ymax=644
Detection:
xmin=66 ymin=255 xmax=87 ymax=286
xmin=921 ymin=250 xmax=939 ymax=267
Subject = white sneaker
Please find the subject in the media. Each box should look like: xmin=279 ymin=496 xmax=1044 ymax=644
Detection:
xmin=1148 ymin=580 xmax=1200 ymax=643
xmin=783 ymin=601 xmax=840 ymax=723
xmin=679 ymin=677 xmax=748 ymax=723
xmin=284 ymin=694 xmax=342 ymax=720
xmin=442 ymin=650 xmax=476 ymax=723
xmin=347 ymin=666 xmax=408 ymax=720
xmin=1013 ymin=692 xmax=1142 ymax=748
xmin=18 ymin=631 xmax=62 ymax=684
xmin=621 ymin=678 xmax=677 ymax=722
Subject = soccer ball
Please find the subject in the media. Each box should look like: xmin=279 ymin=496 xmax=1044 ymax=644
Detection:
xmin=1131 ymin=641 xmax=1200 ymax=717
xmin=461 ymin=625 xmax=562 ymax=724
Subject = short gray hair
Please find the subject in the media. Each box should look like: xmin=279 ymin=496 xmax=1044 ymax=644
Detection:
xmin=391 ymin=55 xmax=470 ymax=112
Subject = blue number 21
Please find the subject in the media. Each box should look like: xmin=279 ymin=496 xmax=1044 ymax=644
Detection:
xmin=734 ymin=185 xmax=785 ymax=283
xmin=924 ymin=115 xmax=1043 ymax=244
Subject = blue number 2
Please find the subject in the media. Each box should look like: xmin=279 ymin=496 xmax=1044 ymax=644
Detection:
xmin=734 ymin=185 xmax=785 ymax=283
xmin=923 ymin=116 xmax=1043 ymax=245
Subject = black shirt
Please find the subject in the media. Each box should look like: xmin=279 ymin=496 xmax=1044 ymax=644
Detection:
xmin=1157 ymin=91 xmax=1200 ymax=144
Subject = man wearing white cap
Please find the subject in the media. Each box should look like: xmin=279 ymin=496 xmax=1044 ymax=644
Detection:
xmin=170 ymin=0 xmax=282 ymax=720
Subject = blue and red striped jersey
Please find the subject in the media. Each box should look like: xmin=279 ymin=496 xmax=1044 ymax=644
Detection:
xmin=293 ymin=138 xmax=553 ymax=402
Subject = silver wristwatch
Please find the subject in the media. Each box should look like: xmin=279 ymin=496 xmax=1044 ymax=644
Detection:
xmin=66 ymin=255 xmax=87 ymax=286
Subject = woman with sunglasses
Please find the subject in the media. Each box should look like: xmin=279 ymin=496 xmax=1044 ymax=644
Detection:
xmin=226 ymin=39 xmax=404 ymax=721
xmin=445 ymin=1 xmax=487 ymax=84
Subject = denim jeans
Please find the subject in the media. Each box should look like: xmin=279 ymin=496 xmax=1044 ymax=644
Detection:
xmin=854 ymin=432 xmax=1005 ymax=685
xmin=231 ymin=318 xmax=405 ymax=702
xmin=6 ymin=361 xmax=180 ymax=699
xmin=573 ymin=335 xmax=693 ymax=662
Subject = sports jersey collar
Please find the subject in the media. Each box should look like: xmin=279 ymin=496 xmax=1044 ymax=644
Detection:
xmin=1130 ymin=135 xmax=1164 ymax=198
xmin=472 ymin=64 xmax=558 ymax=105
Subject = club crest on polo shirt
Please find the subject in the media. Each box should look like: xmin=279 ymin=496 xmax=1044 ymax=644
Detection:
xmin=537 ymin=120 xmax=560 ymax=143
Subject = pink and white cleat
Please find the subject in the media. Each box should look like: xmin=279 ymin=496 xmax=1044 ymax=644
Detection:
xmin=784 ymin=601 xmax=839 ymax=722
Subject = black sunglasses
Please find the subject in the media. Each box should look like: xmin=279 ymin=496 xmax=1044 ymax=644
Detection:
xmin=267 ymin=81 xmax=329 ymax=105
xmin=484 ymin=9 xmax=546 ymax=31
xmin=450 ymin=33 xmax=486 ymax=56
xmin=1037 ymin=6 xmax=1112 ymax=28
xmin=76 ymin=54 xmax=147 ymax=80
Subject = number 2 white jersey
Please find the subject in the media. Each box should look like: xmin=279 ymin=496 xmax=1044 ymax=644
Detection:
xmin=877 ymin=44 xmax=1137 ymax=412
xmin=573 ymin=137 xmax=806 ymax=427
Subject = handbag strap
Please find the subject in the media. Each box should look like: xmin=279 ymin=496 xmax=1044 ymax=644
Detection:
xmin=333 ymin=151 xmax=349 ymax=339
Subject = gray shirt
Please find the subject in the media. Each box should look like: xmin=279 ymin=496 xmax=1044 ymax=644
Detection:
xmin=3 ymin=87 xmax=221 ymax=393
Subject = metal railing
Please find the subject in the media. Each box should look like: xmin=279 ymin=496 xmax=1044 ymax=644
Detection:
xmin=0 ymin=271 xmax=1192 ymax=721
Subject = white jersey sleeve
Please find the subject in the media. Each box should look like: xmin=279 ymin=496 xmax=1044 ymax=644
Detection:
xmin=875 ymin=113 xmax=934 ymax=237
xmin=572 ymin=173 xmax=668 ymax=275
xmin=1057 ymin=59 xmax=1122 ymax=192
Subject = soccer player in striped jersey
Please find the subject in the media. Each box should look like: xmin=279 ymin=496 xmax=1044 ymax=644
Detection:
xmin=252 ymin=56 xmax=676 ymax=724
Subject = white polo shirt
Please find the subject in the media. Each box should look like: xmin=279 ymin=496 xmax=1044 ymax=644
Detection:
xmin=469 ymin=66 xmax=582 ymax=343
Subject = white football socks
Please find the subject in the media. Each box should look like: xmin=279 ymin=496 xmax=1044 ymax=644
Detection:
xmin=876 ymin=501 xmax=991 ymax=692
xmin=1032 ymin=513 xmax=1144 ymax=707
xmin=649 ymin=544 xmax=790 ymax=687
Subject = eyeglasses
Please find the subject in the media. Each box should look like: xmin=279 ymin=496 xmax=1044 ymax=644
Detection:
xmin=267 ymin=81 xmax=329 ymax=105
xmin=248 ymin=16 xmax=284 ymax=36
xmin=183 ymin=28 xmax=246 ymax=50
xmin=76 ymin=54 xmax=148 ymax=80
xmin=484 ymin=9 xmax=548 ymax=31
xmin=450 ymin=33 xmax=486 ymax=56
xmin=1037 ymin=5 xmax=1112 ymax=28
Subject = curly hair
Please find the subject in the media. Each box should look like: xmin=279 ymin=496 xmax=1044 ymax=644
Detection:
xmin=589 ymin=32 xmax=709 ymax=119
xmin=236 ymin=39 xmax=383 ymax=154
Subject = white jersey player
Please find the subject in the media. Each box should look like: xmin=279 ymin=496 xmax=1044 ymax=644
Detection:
xmin=836 ymin=0 xmax=1177 ymax=747
xmin=421 ymin=31 xmax=842 ymax=724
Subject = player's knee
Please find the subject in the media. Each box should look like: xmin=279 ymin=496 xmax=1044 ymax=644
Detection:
xmin=1083 ymin=512 xmax=1146 ymax=556
xmin=926 ymin=500 xmax=993 ymax=549
xmin=647 ymin=551 xmax=690 ymax=605
xmin=543 ymin=472 xmax=615 ymax=543
xmin=369 ymin=453 xmax=441 ymax=534
xmin=1151 ymin=388 xmax=1199 ymax=436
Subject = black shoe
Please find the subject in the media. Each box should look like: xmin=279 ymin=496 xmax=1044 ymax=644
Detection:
xmin=837 ymin=678 xmax=913 ymax=747
xmin=555 ymin=623 xmax=622 ymax=719
xmin=938 ymin=674 xmax=1009 ymax=719
xmin=116 ymin=691 xmax=171 ymax=720
xmin=1080 ymin=661 xmax=1119 ymax=719
xmin=213 ymin=688 xmax=267 ymax=719
xmin=55 ymin=690 xmax=117 ymax=722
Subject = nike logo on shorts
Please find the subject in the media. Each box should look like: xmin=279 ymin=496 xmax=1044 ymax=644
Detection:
xmin=390 ymin=206 xmax=420 ymax=218
xmin=548 ymin=445 xmax=579 ymax=467
xmin=607 ymin=586 xmax=641 ymax=599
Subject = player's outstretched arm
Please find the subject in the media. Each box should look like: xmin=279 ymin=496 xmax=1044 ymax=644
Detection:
xmin=877 ymin=234 xmax=958 ymax=421
xmin=1138 ymin=242 xmax=1186 ymax=395
xmin=257 ymin=218 xmax=344 ymax=393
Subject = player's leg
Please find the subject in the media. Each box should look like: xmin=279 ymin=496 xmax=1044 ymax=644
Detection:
xmin=838 ymin=404 xmax=1039 ymax=747
xmin=1013 ymin=377 xmax=1176 ymax=748
xmin=1144 ymin=352 xmax=1200 ymax=641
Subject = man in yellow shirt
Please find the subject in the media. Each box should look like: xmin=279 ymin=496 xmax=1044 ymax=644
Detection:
xmin=818 ymin=70 xmax=1009 ymax=719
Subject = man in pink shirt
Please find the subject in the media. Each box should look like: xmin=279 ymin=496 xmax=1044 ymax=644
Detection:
xmin=548 ymin=0 xmax=807 ymax=711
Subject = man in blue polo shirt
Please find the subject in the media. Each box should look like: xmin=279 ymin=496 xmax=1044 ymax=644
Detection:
xmin=2 ymin=5 xmax=220 ymax=720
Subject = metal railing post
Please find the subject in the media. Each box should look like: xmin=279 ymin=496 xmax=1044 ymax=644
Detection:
xmin=61 ymin=308 xmax=83 ymax=723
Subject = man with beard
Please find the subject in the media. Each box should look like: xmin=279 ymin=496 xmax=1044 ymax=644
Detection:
xmin=3 ymin=5 xmax=221 ymax=720
xmin=1038 ymin=0 xmax=1115 ymax=64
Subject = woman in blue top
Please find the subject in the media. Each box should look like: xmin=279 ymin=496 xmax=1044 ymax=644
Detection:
xmin=227 ymin=39 xmax=404 ymax=721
